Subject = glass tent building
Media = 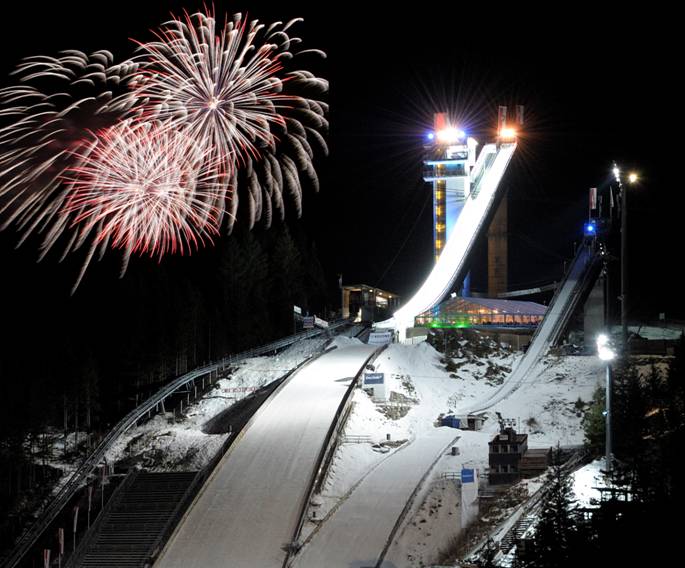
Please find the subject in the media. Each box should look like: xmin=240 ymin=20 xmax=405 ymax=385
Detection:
xmin=415 ymin=296 xmax=546 ymax=329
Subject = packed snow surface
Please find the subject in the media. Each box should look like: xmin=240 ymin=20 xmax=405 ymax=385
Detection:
xmin=294 ymin=338 xmax=604 ymax=567
xmin=156 ymin=343 xmax=376 ymax=568
xmin=104 ymin=338 xmax=329 ymax=471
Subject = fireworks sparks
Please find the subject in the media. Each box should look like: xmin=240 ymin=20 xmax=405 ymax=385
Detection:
xmin=57 ymin=122 xmax=228 ymax=290
xmin=0 ymin=50 xmax=139 ymax=237
xmin=128 ymin=9 xmax=328 ymax=230
xmin=0 ymin=8 xmax=327 ymax=290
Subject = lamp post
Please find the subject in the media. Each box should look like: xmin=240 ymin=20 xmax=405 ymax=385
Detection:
xmin=613 ymin=164 xmax=639 ymax=351
xmin=597 ymin=333 xmax=616 ymax=474
xmin=612 ymin=163 xmax=628 ymax=351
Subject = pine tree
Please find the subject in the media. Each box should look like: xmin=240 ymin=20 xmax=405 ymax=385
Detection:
xmin=517 ymin=447 xmax=578 ymax=568
xmin=582 ymin=386 xmax=605 ymax=453
xmin=267 ymin=224 xmax=304 ymax=336
xmin=219 ymin=231 xmax=270 ymax=351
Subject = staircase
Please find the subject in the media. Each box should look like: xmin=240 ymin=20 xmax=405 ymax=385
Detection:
xmin=70 ymin=471 xmax=198 ymax=568
xmin=500 ymin=514 xmax=536 ymax=552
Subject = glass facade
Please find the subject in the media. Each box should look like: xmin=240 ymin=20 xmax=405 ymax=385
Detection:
xmin=434 ymin=180 xmax=446 ymax=260
xmin=415 ymin=297 xmax=546 ymax=328
xmin=423 ymin=162 xmax=467 ymax=180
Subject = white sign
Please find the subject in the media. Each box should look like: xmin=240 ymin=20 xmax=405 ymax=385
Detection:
xmin=368 ymin=331 xmax=393 ymax=345
xmin=314 ymin=316 xmax=329 ymax=329
xmin=293 ymin=305 xmax=302 ymax=315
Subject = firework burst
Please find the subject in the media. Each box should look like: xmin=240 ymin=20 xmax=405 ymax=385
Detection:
xmin=128 ymin=9 xmax=328 ymax=229
xmin=55 ymin=122 xmax=228 ymax=290
xmin=0 ymin=50 xmax=139 ymax=235
xmin=0 ymin=8 xmax=327 ymax=290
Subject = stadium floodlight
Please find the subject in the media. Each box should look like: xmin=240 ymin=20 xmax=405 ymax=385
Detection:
xmin=597 ymin=334 xmax=615 ymax=361
xmin=436 ymin=128 xmax=465 ymax=143
xmin=597 ymin=332 xmax=615 ymax=474
xmin=612 ymin=165 xmax=621 ymax=182
xmin=499 ymin=127 xmax=517 ymax=139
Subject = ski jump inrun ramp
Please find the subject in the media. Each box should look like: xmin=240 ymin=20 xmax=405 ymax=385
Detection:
xmin=379 ymin=141 xmax=517 ymax=338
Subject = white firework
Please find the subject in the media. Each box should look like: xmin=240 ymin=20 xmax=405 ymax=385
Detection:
xmin=128 ymin=9 xmax=328 ymax=229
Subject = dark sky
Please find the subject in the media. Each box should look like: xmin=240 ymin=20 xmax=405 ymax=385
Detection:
xmin=0 ymin=2 xmax=680 ymax=319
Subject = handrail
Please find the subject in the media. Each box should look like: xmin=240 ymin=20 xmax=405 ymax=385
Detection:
xmin=64 ymin=470 xmax=139 ymax=568
xmin=4 ymin=320 xmax=348 ymax=568
xmin=283 ymin=344 xmax=387 ymax=567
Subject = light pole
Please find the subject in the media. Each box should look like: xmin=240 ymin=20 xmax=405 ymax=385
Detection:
xmin=612 ymin=163 xmax=628 ymax=351
xmin=597 ymin=333 xmax=616 ymax=474
xmin=613 ymin=164 xmax=639 ymax=351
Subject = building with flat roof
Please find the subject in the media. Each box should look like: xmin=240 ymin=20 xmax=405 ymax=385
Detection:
xmin=342 ymin=284 xmax=401 ymax=322
xmin=488 ymin=427 xmax=528 ymax=485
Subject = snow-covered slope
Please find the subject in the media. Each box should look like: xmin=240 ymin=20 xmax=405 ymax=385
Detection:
xmin=156 ymin=344 xmax=376 ymax=568
xmin=104 ymin=338 xmax=330 ymax=471
xmin=295 ymin=338 xmax=603 ymax=567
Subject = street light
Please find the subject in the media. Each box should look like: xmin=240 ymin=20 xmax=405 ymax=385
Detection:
xmin=613 ymin=163 xmax=640 ymax=351
xmin=597 ymin=333 xmax=616 ymax=474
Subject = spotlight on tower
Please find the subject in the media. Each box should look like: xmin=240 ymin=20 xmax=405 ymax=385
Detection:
xmin=499 ymin=127 xmax=517 ymax=140
xmin=436 ymin=128 xmax=465 ymax=144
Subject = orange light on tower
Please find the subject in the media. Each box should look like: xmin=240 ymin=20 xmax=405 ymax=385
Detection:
xmin=499 ymin=127 xmax=517 ymax=140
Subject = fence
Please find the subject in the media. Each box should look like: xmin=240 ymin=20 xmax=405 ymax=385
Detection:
xmin=5 ymin=320 xmax=347 ymax=568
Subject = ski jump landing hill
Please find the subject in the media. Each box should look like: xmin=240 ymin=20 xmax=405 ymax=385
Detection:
xmin=466 ymin=240 xmax=603 ymax=414
xmin=155 ymin=344 xmax=381 ymax=568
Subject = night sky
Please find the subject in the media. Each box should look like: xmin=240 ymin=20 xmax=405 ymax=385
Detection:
xmin=0 ymin=2 xmax=680 ymax=319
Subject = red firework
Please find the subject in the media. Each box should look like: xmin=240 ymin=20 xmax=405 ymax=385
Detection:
xmin=61 ymin=122 xmax=229 ymax=264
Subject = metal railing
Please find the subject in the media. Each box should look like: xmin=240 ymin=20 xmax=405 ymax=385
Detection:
xmin=64 ymin=470 xmax=140 ymax=568
xmin=4 ymin=320 xmax=347 ymax=568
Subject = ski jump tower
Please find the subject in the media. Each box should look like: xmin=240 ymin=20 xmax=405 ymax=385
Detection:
xmin=381 ymin=109 xmax=520 ymax=340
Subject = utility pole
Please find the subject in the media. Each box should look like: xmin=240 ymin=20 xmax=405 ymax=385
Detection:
xmin=619 ymin=166 xmax=628 ymax=351
xmin=605 ymin=362 xmax=612 ymax=474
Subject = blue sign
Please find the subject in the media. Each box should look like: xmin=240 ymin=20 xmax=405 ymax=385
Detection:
xmin=461 ymin=468 xmax=475 ymax=483
xmin=364 ymin=372 xmax=384 ymax=385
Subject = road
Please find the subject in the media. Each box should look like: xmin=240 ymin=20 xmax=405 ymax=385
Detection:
xmin=156 ymin=343 xmax=377 ymax=568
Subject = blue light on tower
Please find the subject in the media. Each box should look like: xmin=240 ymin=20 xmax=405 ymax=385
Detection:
xmin=584 ymin=221 xmax=597 ymax=236
xmin=427 ymin=132 xmax=435 ymax=141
